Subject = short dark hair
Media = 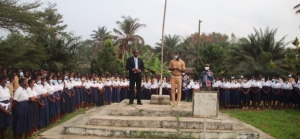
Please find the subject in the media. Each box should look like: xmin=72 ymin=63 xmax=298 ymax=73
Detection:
xmin=19 ymin=78 xmax=26 ymax=85
xmin=175 ymin=51 xmax=181 ymax=55
xmin=28 ymin=79 xmax=34 ymax=85
xmin=0 ymin=75 xmax=8 ymax=82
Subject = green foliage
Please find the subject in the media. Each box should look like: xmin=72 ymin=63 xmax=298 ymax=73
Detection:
xmin=90 ymin=39 xmax=125 ymax=75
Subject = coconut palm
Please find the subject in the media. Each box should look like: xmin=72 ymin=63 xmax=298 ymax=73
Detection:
xmin=90 ymin=26 xmax=113 ymax=51
xmin=113 ymin=16 xmax=146 ymax=61
xmin=155 ymin=34 xmax=183 ymax=63
xmin=227 ymin=27 xmax=288 ymax=76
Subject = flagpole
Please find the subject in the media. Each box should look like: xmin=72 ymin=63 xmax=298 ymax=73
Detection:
xmin=159 ymin=0 xmax=167 ymax=95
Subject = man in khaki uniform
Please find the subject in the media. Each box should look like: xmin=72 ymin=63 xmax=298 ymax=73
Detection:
xmin=169 ymin=51 xmax=185 ymax=105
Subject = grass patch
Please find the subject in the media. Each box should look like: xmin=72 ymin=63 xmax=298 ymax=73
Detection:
xmin=6 ymin=108 xmax=91 ymax=139
xmin=175 ymin=115 xmax=180 ymax=124
xmin=222 ymin=109 xmax=300 ymax=139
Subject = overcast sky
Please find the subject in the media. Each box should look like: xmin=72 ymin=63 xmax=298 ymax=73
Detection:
xmin=1 ymin=0 xmax=300 ymax=47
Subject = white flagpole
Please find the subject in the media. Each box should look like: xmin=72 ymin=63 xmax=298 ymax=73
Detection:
xmin=159 ymin=0 xmax=167 ymax=95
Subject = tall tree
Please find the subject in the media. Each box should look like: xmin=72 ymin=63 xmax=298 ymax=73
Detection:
xmin=90 ymin=26 xmax=113 ymax=51
xmin=113 ymin=16 xmax=146 ymax=61
xmin=155 ymin=34 xmax=182 ymax=64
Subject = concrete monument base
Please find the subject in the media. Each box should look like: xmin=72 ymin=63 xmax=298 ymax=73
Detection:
xmin=193 ymin=90 xmax=219 ymax=118
xmin=150 ymin=95 xmax=170 ymax=105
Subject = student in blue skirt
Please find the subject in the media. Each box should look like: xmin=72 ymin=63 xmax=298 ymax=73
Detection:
xmin=91 ymin=77 xmax=99 ymax=106
xmin=84 ymin=76 xmax=91 ymax=108
xmin=261 ymin=76 xmax=271 ymax=108
xmin=230 ymin=79 xmax=240 ymax=109
xmin=69 ymin=73 xmax=76 ymax=112
xmin=141 ymin=77 xmax=146 ymax=99
xmin=241 ymin=78 xmax=250 ymax=110
xmin=104 ymin=76 xmax=112 ymax=105
xmin=164 ymin=78 xmax=172 ymax=99
xmin=120 ymin=76 xmax=128 ymax=101
xmin=281 ymin=78 xmax=293 ymax=109
xmin=187 ymin=77 xmax=194 ymax=101
xmin=0 ymin=76 xmax=12 ymax=139
xmin=45 ymin=76 xmax=56 ymax=124
xmin=40 ymin=77 xmax=50 ymax=128
xmin=73 ymin=75 xmax=80 ymax=110
xmin=63 ymin=72 xmax=73 ymax=113
xmin=26 ymin=79 xmax=39 ymax=137
xmin=55 ymin=76 xmax=63 ymax=121
xmin=112 ymin=75 xmax=120 ymax=103
xmin=271 ymin=79 xmax=281 ymax=108
xmin=221 ymin=78 xmax=231 ymax=109
xmin=13 ymin=78 xmax=30 ymax=139
xmin=250 ymin=77 xmax=262 ymax=110
xmin=150 ymin=78 xmax=158 ymax=95
xmin=294 ymin=79 xmax=300 ymax=109
xmin=97 ymin=80 xmax=104 ymax=106
xmin=142 ymin=76 xmax=151 ymax=100
xmin=79 ymin=75 xmax=85 ymax=109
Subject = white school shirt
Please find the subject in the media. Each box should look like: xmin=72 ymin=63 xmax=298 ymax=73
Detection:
xmin=112 ymin=80 xmax=120 ymax=87
xmin=251 ymin=81 xmax=262 ymax=88
xmin=27 ymin=87 xmax=38 ymax=97
xmin=192 ymin=82 xmax=200 ymax=89
xmin=0 ymin=86 xmax=11 ymax=101
xmin=90 ymin=81 xmax=98 ymax=88
xmin=212 ymin=80 xmax=222 ymax=88
xmin=34 ymin=84 xmax=44 ymax=95
xmin=271 ymin=83 xmax=281 ymax=89
xmin=294 ymin=82 xmax=300 ymax=89
xmin=98 ymin=82 xmax=104 ymax=90
xmin=150 ymin=83 xmax=158 ymax=89
xmin=84 ymin=80 xmax=91 ymax=89
xmin=188 ymin=80 xmax=195 ymax=89
xmin=164 ymin=82 xmax=171 ymax=89
xmin=241 ymin=82 xmax=251 ymax=88
xmin=221 ymin=82 xmax=231 ymax=89
xmin=261 ymin=81 xmax=271 ymax=87
xmin=70 ymin=80 xmax=76 ymax=88
xmin=230 ymin=82 xmax=240 ymax=88
xmin=45 ymin=82 xmax=55 ymax=95
xmin=281 ymin=82 xmax=293 ymax=90
xmin=104 ymin=80 xmax=112 ymax=87
xmin=143 ymin=82 xmax=151 ymax=89
xmin=13 ymin=87 xmax=29 ymax=102
xmin=120 ymin=80 xmax=128 ymax=87
xmin=64 ymin=80 xmax=71 ymax=89
xmin=58 ymin=82 xmax=64 ymax=91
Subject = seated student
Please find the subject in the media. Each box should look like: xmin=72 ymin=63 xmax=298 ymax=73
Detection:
xmin=0 ymin=76 xmax=12 ymax=139
xmin=271 ymin=79 xmax=281 ymax=108
xmin=13 ymin=78 xmax=30 ymax=139
xmin=150 ymin=78 xmax=158 ymax=95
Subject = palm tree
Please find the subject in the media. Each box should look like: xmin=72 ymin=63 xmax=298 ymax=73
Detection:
xmin=227 ymin=27 xmax=288 ymax=76
xmin=294 ymin=4 xmax=300 ymax=14
xmin=155 ymin=34 xmax=183 ymax=63
xmin=90 ymin=26 xmax=113 ymax=51
xmin=113 ymin=16 xmax=146 ymax=61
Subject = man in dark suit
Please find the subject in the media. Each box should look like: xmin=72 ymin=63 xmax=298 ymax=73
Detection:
xmin=126 ymin=50 xmax=145 ymax=105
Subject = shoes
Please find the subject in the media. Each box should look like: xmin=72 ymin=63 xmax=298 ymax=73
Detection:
xmin=137 ymin=103 xmax=143 ymax=105
xmin=177 ymin=102 xmax=181 ymax=106
xmin=129 ymin=102 xmax=133 ymax=104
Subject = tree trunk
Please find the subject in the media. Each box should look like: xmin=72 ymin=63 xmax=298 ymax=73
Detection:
xmin=121 ymin=43 xmax=125 ymax=61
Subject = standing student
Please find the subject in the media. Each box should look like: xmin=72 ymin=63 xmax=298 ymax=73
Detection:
xmin=63 ymin=73 xmax=72 ymax=113
xmin=281 ymin=78 xmax=293 ymax=109
xmin=213 ymin=77 xmax=221 ymax=106
xmin=104 ymin=77 xmax=112 ymax=105
xmin=73 ymin=75 xmax=80 ymax=110
xmin=192 ymin=80 xmax=200 ymax=93
xmin=251 ymin=78 xmax=262 ymax=110
xmin=7 ymin=74 xmax=15 ymax=98
xmin=261 ymin=77 xmax=271 ymax=108
xmin=141 ymin=77 xmax=146 ymax=99
xmin=150 ymin=78 xmax=158 ymax=95
xmin=55 ymin=76 xmax=62 ymax=121
xmin=79 ymin=76 xmax=85 ymax=109
xmin=120 ymin=76 xmax=129 ymax=101
xmin=294 ymin=79 xmax=300 ymax=109
xmin=13 ymin=78 xmax=30 ymax=139
xmin=69 ymin=74 xmax=76 ymax=112
xmin=84 ymin=76 xmax=91 ymax=108
xmin=142 ymin=76 xmax=151 ymax=100
xmin=90 ymin=77 xmax=99 ymax=107
xmin=97 ymin=80 xmax=104 ymax=106
xmin=26 ymin=79 xmax=39 ymax=137
xmin=0 ymin=76 xmax=12 ymax=139
xmin=112 ymin=76 xmax=120 ymax=103
xmin=221 ymin=78 xmax=231 ymax=109
xmin=45 ymin=76 xmax=56 ymax=124
xmin=241 ymin=78 xmax=250 ymax=110
xmin=181 ymin=72 xmax=189 ymax=101
xmin=187 ymin=78 xmax=195 ymax=101
xmin=33 ymin=76 xmax=46 ymax=129
xmin=230 ymin=79 xmax=240 ymax=109
xmin=271 ymin=79 xmax=281 ymax=108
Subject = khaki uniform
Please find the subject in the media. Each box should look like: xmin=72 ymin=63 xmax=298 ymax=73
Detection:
xmin=169 ymin=59 xmax=185 ymax=103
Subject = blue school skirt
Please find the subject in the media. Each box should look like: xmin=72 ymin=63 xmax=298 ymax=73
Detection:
xmin=120 ymin=88 xmax=128 ymax=101
xmin=0 ymin=100 xmax=12 ymax=129
xmin=75 ymin=88 xmax=80 ymax=104
xmin=188 ymin=89 xmax=193 ymax=101
xmin=38 ymin=96 xmax=49 ymax=128
xmin=231 ymin=89 xmax=240 ymax=105
xmin=69 ymin=89 xmax=76 ymax=112
xmin=85 ymin=88 xmax=92 ymax=103
xmin=92 ymin=88 xmax=99 ymax=103
xmin=54 ymin=91 xmax=61 ymax=114
xmin=252 ymin=87 xmax=261 ymax=102
xmin=13 ymin=101 xmax=30 ymax=134
xmin=142 ymin=89 xmax=151 ymax=100
xmin=221 ymin=89 xmax=230 ymax=103
xmin=105 ymin=87 xmax=112 ymax=102
xmin=60 ymin=90 xmax=66 ymax=113
xmin=241 ymin=88 xmax=250 ymax=102
xmin=292 ymin=88 xmax=299 ymax=104
xmin=262 ymin=86 xmax=271 ymax=101
xmin=97 ymin=90 xmax=104 ymax=106
xmin=28 ymin=101 xmax=39 ymax=128
xmin=49 ymin=94 xmax=56 ymax=118
xmin=112 ymin=88 xmax=120 ymax=103
xmin=271 ymin=88 xmax=281 ymax=101
xmin=65 ymin=89 xmax=72 ymax=113
xmin=80 ymin=88 xmax=85 ymax=103
xmin=151 ymin=88 xmax=157 ymax=95
xmin=282 ymin=89 xmax=291 ymax=104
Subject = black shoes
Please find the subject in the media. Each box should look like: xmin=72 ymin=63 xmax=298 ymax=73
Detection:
xmin=137 ymin=103 xmax=143 ymax=105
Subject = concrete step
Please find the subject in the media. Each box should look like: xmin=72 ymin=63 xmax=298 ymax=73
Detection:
xmin=64 ymin=125 xmax=259 ymax=139
xmin=88 ymin=116 xmax=233 ymax=130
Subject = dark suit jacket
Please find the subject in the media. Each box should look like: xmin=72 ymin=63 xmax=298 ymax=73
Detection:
xmin=126 ymin=57 xmax=145 ymax=79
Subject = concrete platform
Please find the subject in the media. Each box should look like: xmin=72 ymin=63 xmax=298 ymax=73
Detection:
xmin=39 ymin=100 xmax=274 ymax=139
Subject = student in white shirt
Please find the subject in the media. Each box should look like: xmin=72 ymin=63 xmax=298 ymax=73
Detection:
xmin=55 ymin=76 xmax=63 ymax=121
xmin=12 ymin=78 xmax=30 ymax=138
xmin=104 ymin=75 xmax=112 ymax=104
xmin=64 ymin=72 xmax=73 ymax=114
xmin=281 ymin=78 xmax=293 ymax=109
xmin=68 ymin=73 xmax=76 ymax=112
xmin=84 ymin=76 xmax=92 ymax=108
xmin=271 ymin=79 xmax=281 ymax=108
xmin=91 ymin=77 xmax=99 ymax=106
xmin=250 ymin=78 xmax=262 ymax=109
xmin=26 ymin=79 xmax=40 ymax=136
xmin=187 ymin=78 xmax=194 ymax=101
xmin=230 ymin=79 xmax=240 ymax=109
xmin=241 ymin=78 xmax=251 ymax=109
xmin=112 ymin=76 xmax=120 ymax=103
xmin=45 ymin=76 xmax=56 ymax=124
xmin=150 ymin=78 xmax=158 ymax=95
xmin=164 ymin=78 xmax=172 ymax=96
xmin=120 ymin=76 xmax=129 ymax=101
xmin=221 ymin=78 xmax=231 ymax=109
xmin=261 ymin=77 xmax=271 ymax=108
xmin=212 ymin=77 xmax=221 ymax=91
xmin=142 ymin=76 xmax=151 ymax=100
xmin=97 ymin=80 xmax=104 ymax=106
xmin=0 ymin=76 xmax=12 ymax=139
xmin=293 ymin=79 xmax=300 ymax=109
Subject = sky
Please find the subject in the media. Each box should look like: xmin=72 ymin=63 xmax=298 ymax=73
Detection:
xmin=1 ymin=0 xmax=300 ymax=47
